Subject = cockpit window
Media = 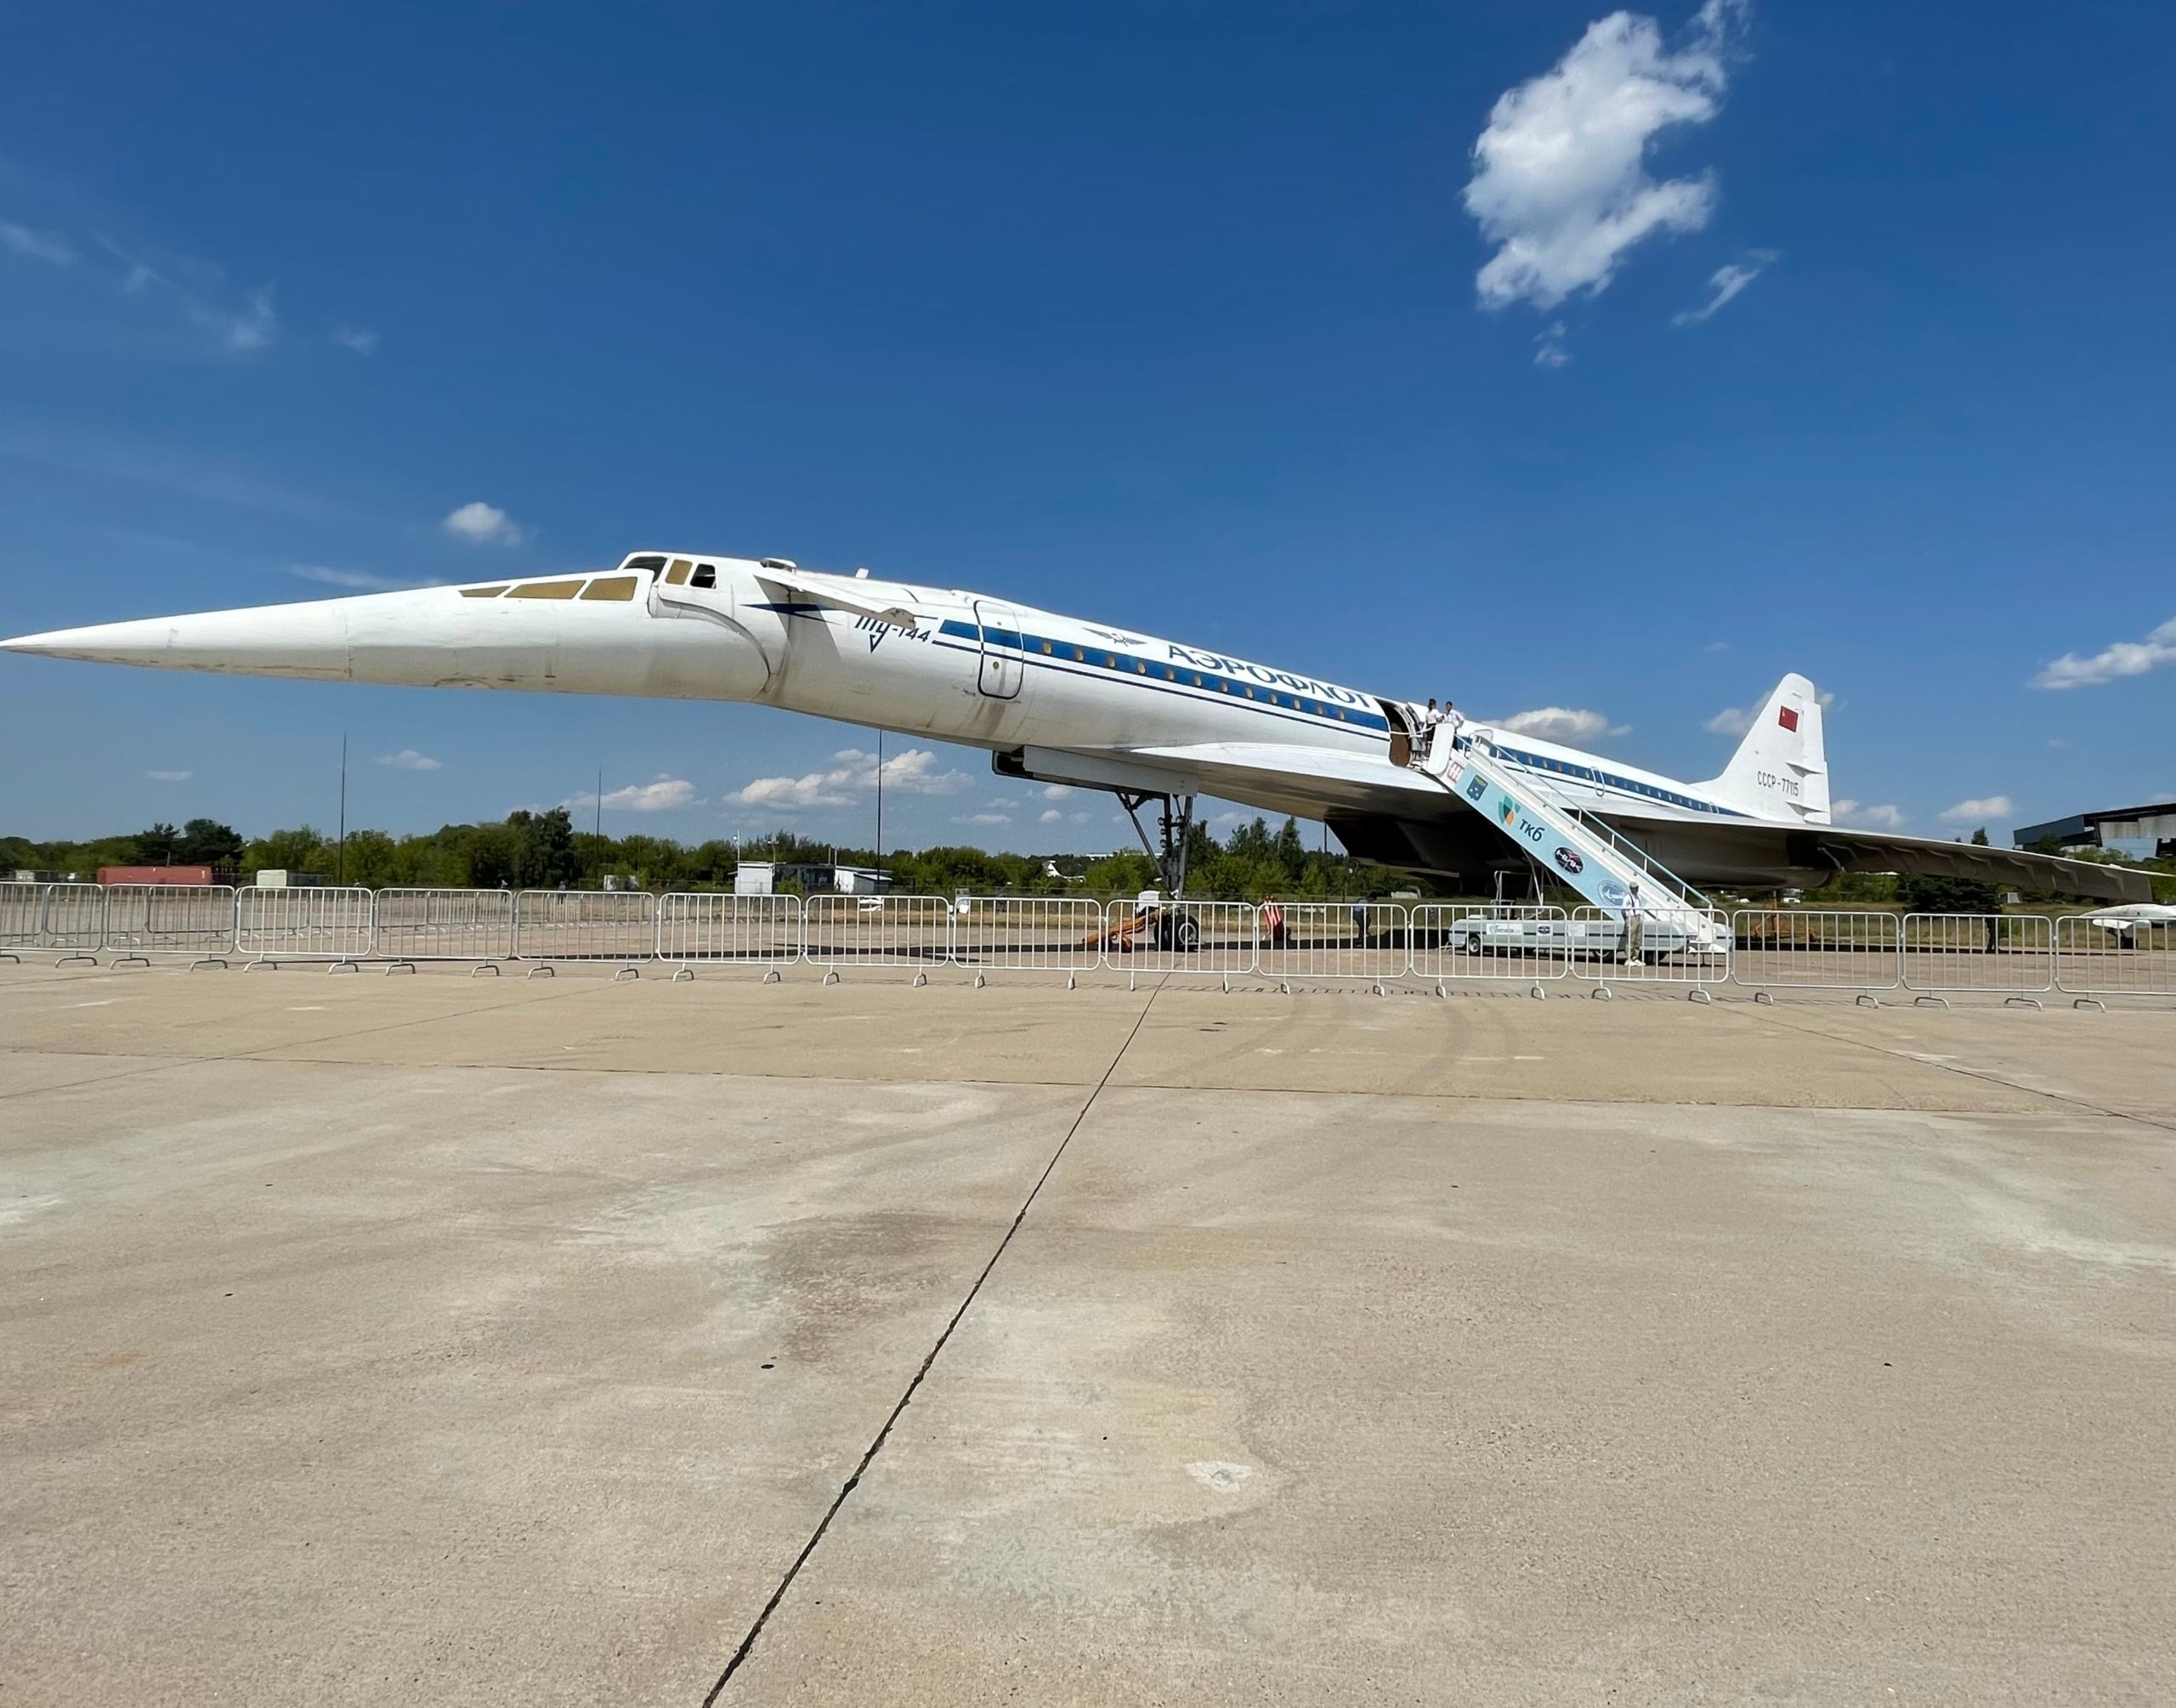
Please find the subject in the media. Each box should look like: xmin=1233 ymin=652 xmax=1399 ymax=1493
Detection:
xmin=691 ymin=563 xmax=717 ymax=589
xmin=460 ymin=585 xmax=509 ymax=599
xmin=506 ymin=579 xmax=585 ymax=600
xmin=623 ymin=554 xmax=667 ymax=574
xmin=579 ymin=576 xmax=637 ymax=602
xmin=665 ymin=559 xmax=693 ymax=585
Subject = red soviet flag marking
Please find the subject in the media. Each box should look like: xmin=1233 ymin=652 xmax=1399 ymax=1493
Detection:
xmin=1776 ymin=705 xmax=1800 ymax=732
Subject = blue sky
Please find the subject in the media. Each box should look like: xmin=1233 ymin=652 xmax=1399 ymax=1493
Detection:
xmin=2 ymin=0 xmax=2170 ymax=851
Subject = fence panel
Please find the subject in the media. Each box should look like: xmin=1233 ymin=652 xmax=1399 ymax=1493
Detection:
xmin=1254 ymin=901 xmax=1410 ymax=982
xmin=373 ymin=888 xmax=516 ymax=962
xmin=513 ymin=891 xmax=657 ymax=963
xmin=1731 ymin=909 xmax=1901 ymax=998
xmin=657 ymin=893 xmax=804 ymax=965
xmin=949 ymin=896 xmax=1106 ymax=974
xmin=236 ymin=886 xmax=375 ymax=964
xmin=0 ymin=880 xmax=47 ymax=954
xmin=1099 ymin=898 xmax=1258 ymax=977
xmin=1569 ymin=905 xmax=1731 ymax=993
xmin=1900 ymin=913 xmax=2054 ymax=1004
xmin=42 ymin=882 xmax=108 ymax=961
xmin=802 ymin=895 xmax=953 ymax=967
xmin=2054 ymin=915 xmax=2173 ymax=1003
xmin=102 ymin=884 xmax=237 ymax=964
xmin=1410 ymin=905 xmax=1572 ymax=985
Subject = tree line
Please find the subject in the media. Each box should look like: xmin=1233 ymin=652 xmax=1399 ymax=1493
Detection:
xmin=8 ymin=814 xmax=2166 ymax=905
xmin=2 ymin=811 xmax=1408 ymax=902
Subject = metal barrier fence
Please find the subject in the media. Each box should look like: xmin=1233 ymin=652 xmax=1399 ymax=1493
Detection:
xmin=1731 ymin=909 xmax=1901 ymax=1004
xmin=1901 ymin=913 xmax=2055 ymax=1006
xmin=803 ymin=895 xmax=953 ymax=972
xmin=1410 ymin=904 xmax=1572 ymax=990
xmin=0 ymin=880 xmax=46 ymax=958
xmin=1100 ymin=898 xmax=1257 ymax=981
xmin=1570 ymin=905 xmax=1731 ymax=998
xmin=513 ymin=890 xmax=656 ymax=971
xmin=8 ymin=888 xmax=2173 ymax=1007
xmin=236 ymin=886 xmax=376 ymax=967
xmin=40 ymin=882 xmax=107 ymax=964
xmin=949 ymin=896 xmax=1105 ymax=977
xmin=657 ymin=893 xmax=804 ymax=971
xmin=373 ymin=888 xmax=517 ymax=967
xmin=102 ymin=884 xmax=237 ymax=967
xmin=1255 ymin=901 xmax=1409 ymax=986
xmin=2054 ymin=915 xmax=2175 ymax=1005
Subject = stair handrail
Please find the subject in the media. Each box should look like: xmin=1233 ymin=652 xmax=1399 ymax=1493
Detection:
xmin=1451 ymin=730 xmax=1720 ymax=919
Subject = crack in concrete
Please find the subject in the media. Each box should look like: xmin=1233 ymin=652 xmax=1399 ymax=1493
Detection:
xmin=699 ymin=977 xmax=1168 ymax=1702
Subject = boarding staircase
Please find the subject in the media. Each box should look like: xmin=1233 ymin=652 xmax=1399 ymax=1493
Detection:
xmin=1419 ymin=730 xmax=1728 ymax=952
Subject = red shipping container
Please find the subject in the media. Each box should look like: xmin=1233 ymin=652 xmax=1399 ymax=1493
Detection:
xmin=98 ymin=866 xmax=224 ymax=886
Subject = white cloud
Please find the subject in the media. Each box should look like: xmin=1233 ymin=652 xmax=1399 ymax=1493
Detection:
xmin=1039 ymin=783 xmax=1075 ymax=800
xmin=1703 ymin=639 xmax=1729 ymax=653
xmin=1494 ymin=706 xmax=1629 ymax=743
xmin=1940 ymin=795 xmax=2014 ymax=825
xmin=1534 ymin=322 xmax=1572 ymax=367
xmin=1704 ymin=704 xmax=1754 ymax=737
xmin=101 ymin=239 xmax=158 ymax=292
xmin=188 ymin=285 xmax=277 ymax=352
xmin=376 ymin=749 xmax=441 ymax=772
xmin=443 ymin=501 xmax=525 ymax=546
xmin=331 ymin=325 xmax=379 ymax=355
xmin=1039 ymin=808 xmax=1063 ymax=824
xmin=1673 ymin=252 xmax=1774 ymax=325
xmin=571 ymin=774 xmax=699 ymax=813
xmin=289 ymin=563 xmax=400 ymax=591
xmin=729 ymin=746 xmax=970 ymax=811
xmin=144 ymin=768 xmax=192 ymax=783
xmin=1831 ymin=799 xmax=1905 ymax=829
xmin=958 ymin=812 xmax=1010 ymax=827
xmin=1465 ymin=0 xmax=1746 ymax=314
xmin=2030 ymin=615 xmax=2176 ymax=690
xmin=1 ymin=218 xmax=76 ymax=266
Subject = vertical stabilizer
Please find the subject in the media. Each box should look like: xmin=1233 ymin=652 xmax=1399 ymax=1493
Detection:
xmin=1705 ymin=673 xmax=1830 ymax=823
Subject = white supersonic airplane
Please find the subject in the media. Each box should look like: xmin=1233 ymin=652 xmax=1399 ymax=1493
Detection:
xmin=2 ymin=549 xmax=2145 ymax=907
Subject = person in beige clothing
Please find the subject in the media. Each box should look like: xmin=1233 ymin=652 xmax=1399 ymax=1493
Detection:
xmin=1620 ymin=879 xmax=1645 ymax=964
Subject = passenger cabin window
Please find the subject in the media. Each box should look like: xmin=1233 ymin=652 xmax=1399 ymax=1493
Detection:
xmin=691 ymin=563 xmax=717 ymax=589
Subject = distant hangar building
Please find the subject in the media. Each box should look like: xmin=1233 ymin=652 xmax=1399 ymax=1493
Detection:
xmin=2014 ymin=800 xmax=2176 ymax=861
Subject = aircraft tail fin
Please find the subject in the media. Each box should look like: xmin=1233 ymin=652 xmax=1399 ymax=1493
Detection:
xmin=1706 ymin=673 xmax=1830 ymax=823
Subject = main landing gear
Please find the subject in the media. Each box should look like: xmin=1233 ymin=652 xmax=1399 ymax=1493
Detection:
xmin=1115 ymin=791 xmax=1203 ymax=951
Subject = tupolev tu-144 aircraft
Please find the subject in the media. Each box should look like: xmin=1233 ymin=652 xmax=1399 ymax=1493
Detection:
xmin=2 ymin=549 xmax=2145 ymax=904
